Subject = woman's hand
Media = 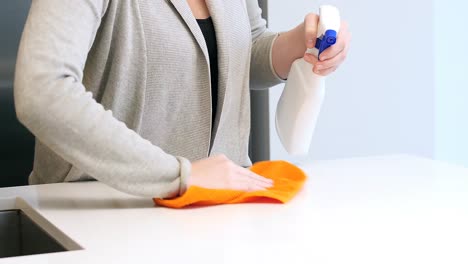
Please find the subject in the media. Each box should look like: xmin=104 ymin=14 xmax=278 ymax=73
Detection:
xmin=271 ymin=13 xmax=351 ymax=79
xmin=302 ymin=13 xmax=352 ymax=76
xmin=188 ymin=154 xmax=273 ymax=191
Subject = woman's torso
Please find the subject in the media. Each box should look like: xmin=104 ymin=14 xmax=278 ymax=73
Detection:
xmin=31 ymin=0 xmax=254 ymax=183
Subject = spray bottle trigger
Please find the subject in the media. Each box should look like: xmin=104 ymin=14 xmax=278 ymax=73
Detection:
xmin=315 ymin=29 xmax=338 ymax=60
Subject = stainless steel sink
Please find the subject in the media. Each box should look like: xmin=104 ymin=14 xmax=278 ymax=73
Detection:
xmin=0 ymin=209 xmax=67 ymax=258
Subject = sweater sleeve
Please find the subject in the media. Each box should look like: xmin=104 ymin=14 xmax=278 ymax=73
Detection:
xmin=245 ymin=0 xmax=286 ymax=90
xmin=14 ymin=0 xmax=190 ymax=198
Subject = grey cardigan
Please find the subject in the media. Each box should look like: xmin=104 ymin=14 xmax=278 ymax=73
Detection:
xmin=14 ymin=0 xmax=283 ymax=198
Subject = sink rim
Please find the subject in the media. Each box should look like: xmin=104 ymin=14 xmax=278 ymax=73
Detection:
xmin=0 ymin=197 xmax=83 ymax=254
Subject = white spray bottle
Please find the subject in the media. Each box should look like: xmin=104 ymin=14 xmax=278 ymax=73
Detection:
xmin=275 ymin=5 xmax=341 ymax=156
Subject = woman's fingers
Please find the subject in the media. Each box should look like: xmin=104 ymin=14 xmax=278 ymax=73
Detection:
xmin=314 ymin=22 xmax=351 ymax=75
xmin=304 ymin=53 xmax=319 ymax=65
xmin=236 ymin=166 xmax=272 ymax=184
xmin=240 ymin=168 xmax=273 ymax=189
xmin=296 ymin=15 xmax=350 ymax=77
xmin=314 ymin=48 xmax=346 ymax=73
xmin=318 ymin=21 xmax=349 ymax=61
xmin=316 ymin=66 xmax=338 ymax=76
xmin=234 ymin=177 xmax=269 ymax=192
xmin=318 ymin=40 xmax=345 ymax=62
xmin=315 ymin=40 xmax=349 ymax=75
xmin=230 ymin=177 xmax=263 ymax=191
xmin=242 ymin=167 xmax=273 ymax=184
xmin=304 ymin=13 xmax=319 ymax=49
xmin=230 ymin=167 xmax=273 ymax=191
xmin=190 ymin=155 xmax=274 ymax=192
xmin=304 ymin=51 xmax=340 ymax=76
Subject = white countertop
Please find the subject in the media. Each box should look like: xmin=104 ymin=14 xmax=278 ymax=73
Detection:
xmin=1 ymin=155 xmax=467 ymax=264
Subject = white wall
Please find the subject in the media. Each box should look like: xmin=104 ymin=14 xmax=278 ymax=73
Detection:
xmin=433 ymin=1 xmax=468 ymax=167
xmin=266 ymin=0 xmax=436 ymax=163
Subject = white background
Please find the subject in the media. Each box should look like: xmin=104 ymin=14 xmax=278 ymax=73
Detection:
xmin=266 ymin=0 xmax=468 ymax=167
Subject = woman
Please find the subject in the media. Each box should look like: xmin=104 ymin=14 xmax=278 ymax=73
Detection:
xmin=14 ymin=0 xmax=350 ymax=198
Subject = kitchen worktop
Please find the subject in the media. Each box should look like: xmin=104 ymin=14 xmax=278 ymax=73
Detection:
xmin=0 ymin=155 xmax=467 ymax=264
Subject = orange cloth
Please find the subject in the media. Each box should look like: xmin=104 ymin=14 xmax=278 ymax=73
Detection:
xmin=154 ymin=160 xmax=307 ymax=208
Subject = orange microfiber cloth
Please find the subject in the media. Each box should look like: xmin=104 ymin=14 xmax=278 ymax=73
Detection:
xmin=154 ymin=160 xmax=307 ymax=208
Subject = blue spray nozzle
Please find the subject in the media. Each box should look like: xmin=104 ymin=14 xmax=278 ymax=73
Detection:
xmin=326 ymin=36 xmax=336 ymax=44
xmin=315 ymin=29 xmax=338 ymax=59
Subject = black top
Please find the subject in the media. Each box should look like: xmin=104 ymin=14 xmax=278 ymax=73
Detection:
xmin=196 ymin=17 xmax=219 ymax=128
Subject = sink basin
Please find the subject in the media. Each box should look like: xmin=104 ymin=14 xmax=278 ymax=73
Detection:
xmin=0 ymin=198 xmax=81 ymax=259
xmin=0 ymin=209 xmax=67 ymax=258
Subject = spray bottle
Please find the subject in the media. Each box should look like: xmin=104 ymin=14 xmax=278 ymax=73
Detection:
xmin=275 ymin=5 xmax=341 ymax=156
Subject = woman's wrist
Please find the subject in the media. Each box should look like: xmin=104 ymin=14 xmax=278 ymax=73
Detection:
xmin=272 ymin=23 xmax=308 ymax=79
